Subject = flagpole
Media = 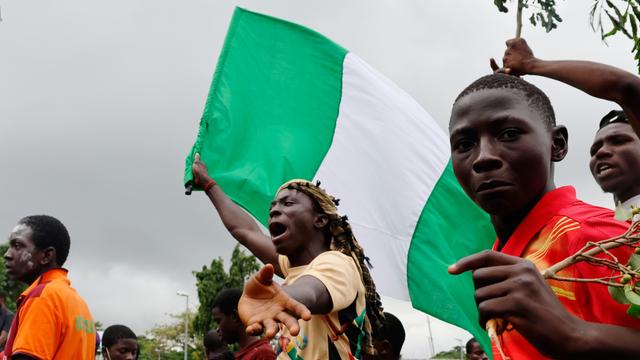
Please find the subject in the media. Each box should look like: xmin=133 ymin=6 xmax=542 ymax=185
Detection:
xmin=426 ymin=315 xmax=435 ymax=358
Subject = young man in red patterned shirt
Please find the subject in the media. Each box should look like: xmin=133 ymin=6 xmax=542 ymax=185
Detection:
xmin=447 ymin=69 xmax=640 ymax=359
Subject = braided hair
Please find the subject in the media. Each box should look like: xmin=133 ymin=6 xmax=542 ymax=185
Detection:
xmin=277 ymin=179 xmax=385 ymax=355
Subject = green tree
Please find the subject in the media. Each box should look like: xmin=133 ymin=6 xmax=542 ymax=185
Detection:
xmin=191 ymin=245 xmax=260 ymax=337
xmin=0 ymin=244 xmax=27 ymax=311
xmin=138 ymin=311 xmax=203 ymax=360
xmin=492 ymin=0 xmax=640 ymax=73
xmin=433 ymin=345 xmax=465 ymax=359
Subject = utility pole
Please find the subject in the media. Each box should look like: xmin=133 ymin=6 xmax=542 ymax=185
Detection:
xmin=177 ymin=291 xmax=189 ymax=360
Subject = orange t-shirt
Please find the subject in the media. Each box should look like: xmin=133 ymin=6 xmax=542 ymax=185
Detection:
xmin=5 ymin=268 xmax=96 ymax=360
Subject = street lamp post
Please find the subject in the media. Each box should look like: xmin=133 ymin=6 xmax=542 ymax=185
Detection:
xmin=177 ymin=291 xmax=189 ymax=360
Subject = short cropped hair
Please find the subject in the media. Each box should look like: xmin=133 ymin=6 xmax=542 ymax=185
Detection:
xmin=453 ymin=73 xmax=556 ymax=130
xmin=102 ymin=324 xmax=137 ymax=349
xmin=378 ymin=312 xmax=405 ymax=357
xmin=18 ymin=215 xmax=70 ymax=266
xmin=212 ymin=288 xmax=242 ymax=315
xmin=465 ymin=337 xmax=480 ymax=354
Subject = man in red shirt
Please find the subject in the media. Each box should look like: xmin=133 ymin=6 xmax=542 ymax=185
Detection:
xmin=447 ymin=71 xmax=640 ymax=358
xmin=212 ymin=289 xmax=275 ymax=360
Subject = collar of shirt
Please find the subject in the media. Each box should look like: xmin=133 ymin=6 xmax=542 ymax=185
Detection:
xmin=493 ymin=186 xmax=577 ymax=256
xmin=19 ymin=268 xmax=70 ymax=298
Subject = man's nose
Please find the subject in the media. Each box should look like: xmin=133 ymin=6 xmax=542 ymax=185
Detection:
xmin=269 ymin=206 xmax=282 ymax=218
xmin=594 ymin=143 xmax=613 ymax=159
xmin=472 ymin=139 xmax=502 ymax=173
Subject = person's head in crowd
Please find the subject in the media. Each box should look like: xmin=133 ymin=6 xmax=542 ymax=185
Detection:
xmin=465 ymin=338 xmax=488 ymax=360
xmin=212 ymin=288 xmax=247 ymax=345
xmin=589 ymin=110 xmax=640 ymax=203
xmin=368 ymin=312 xmax=405 ymax=360
xmin=449 ymin=74 xmax=568 ymax=236
xmin=203 ymin=329 xmax=233 ymax=360
xmin=101 ymin=324 xmax=139 ymax=360
xmin=272 ymin=180 xmax=385 ymax=339
xmin=4 ymin=215 xmax=71 ymax=284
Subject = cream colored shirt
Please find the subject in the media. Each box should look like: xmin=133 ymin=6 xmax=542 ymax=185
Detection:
xmin=276 ymin=251 xmax=367 ymax=360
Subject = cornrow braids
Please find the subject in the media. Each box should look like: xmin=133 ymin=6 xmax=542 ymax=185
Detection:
xmin=278 ymin=179 xmax=385 ymax=356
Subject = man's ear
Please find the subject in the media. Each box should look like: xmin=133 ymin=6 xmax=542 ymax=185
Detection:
xmin=551 ymin=125 xmax=568 ymax=162
xmin=39 ymin=246 xmax=57 ymax=266
xmin=232 ymin=309 xmax=241 ymax=323
xmin=376 ymin=340 xmax=393 ymax=358
xmin=314 ymin=213 xmax=329 ymax=229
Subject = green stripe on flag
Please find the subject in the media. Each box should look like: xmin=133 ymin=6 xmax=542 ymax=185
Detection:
xmin=184 ymin=7 xmax=347 ymax=225
xmin=408 ymin=162 xmax=496 ymax=356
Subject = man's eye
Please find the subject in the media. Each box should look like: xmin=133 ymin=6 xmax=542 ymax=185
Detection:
xmin=454 ymin=139 xmax=475 ymax=152
xmin=499 ymin=128 xmax=521 ymax=140
xmin=284 ymin=201 xmax=294 ymax=206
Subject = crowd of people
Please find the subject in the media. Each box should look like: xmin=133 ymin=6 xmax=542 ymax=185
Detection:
xmin=3 ymin=38 xmax=640 ymax=359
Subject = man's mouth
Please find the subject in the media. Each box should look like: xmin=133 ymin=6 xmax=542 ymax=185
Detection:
xmin=269 ymin=222 xmax=288 ymax=241
xmin=476 ymin=180 xmax=513 ymax=193
xmin=596 ymin=162 xmax=615 ymax=176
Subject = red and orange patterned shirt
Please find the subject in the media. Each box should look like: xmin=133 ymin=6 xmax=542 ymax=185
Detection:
xmin=492 ymin=186 xmax=640 ymax=360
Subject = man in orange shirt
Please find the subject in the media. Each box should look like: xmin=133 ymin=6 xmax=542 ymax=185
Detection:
xmin=2 ymin=215 xmax=95 ymax=360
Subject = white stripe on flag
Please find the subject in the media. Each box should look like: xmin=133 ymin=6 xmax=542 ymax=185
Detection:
xmin=313 ymin=53 xmax=450 ymax=299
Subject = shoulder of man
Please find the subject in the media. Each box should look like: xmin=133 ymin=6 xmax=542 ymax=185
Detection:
xmin=558 ymin=200 xmax=627 ymax=242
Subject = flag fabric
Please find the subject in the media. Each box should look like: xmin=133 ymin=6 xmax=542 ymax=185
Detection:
xmin=185 ymin=7 xmax=496 ymax=355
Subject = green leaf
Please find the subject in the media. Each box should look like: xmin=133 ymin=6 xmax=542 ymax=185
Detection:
xmin=607 ymin=0 xmax=624 ymax=20
xmin=629 ymin=254 xmax=640 ymax=270
xmin=624 ymin=285 xmax=640 ymax=305
xmin=610 ymin=285 xmax=630 ymax=304
xmin=627 ymin=304 xmax=640 ymax=318
xmin=494 ymin=0 xmax=509 ymax=13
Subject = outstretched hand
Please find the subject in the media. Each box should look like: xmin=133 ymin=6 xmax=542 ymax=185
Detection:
xmin=191 ymin=153 xmax=214 ymax=187
xmin=449 ymin=250 xmax=581 ymax=358
xmin=490 ymin=38 xmax=538 ymax=76
xmin=238 ymin=264 xmax=312 ymax=339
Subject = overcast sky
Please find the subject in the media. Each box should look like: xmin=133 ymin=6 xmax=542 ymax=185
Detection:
xmin=1 ymin=1 xmax=637 ymax=358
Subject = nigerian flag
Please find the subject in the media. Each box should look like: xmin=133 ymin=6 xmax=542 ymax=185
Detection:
xmin=185 ymin=7 xmax=495 ymax=355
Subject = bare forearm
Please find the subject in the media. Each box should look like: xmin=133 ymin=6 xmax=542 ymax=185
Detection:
xmin=204 ymin=184 xmax=262 ymax=238
xmin=283 ymin=276 xmax=332 ymax=314
xmin=528 ymin=58 xmax=640 ymax=105
xmin=559 ymin=321 xmax=640 ymax=359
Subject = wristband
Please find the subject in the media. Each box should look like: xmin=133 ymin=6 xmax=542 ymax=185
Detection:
xmin=203 ymin=180 xmax=216 ymax=192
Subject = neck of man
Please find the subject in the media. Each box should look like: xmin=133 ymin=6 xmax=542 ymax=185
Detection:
xmin=237 ymin=332 xmax=261 ymax=350
xmin=24 ymin=263 xmax=59 ymax=285
xmin=615 ymin=190 xmax=640 ymax=205
xmin=491 ymin=182 xmax=556 ymax=250
xmin=288 ymin=234 xmax=331 ymax=267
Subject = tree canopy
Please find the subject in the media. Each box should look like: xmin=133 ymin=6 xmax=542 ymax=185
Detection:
xmin=191 ymin=244 xmax=260 ymax=336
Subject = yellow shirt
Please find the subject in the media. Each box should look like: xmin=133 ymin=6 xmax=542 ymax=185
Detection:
xmin=276 ymin=251 xmax=367 ymax=360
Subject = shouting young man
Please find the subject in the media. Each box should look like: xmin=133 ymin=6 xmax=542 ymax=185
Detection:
xmin=192 ymin=154 xmax=384 ymax=360
xmin=447 ymin=73 xmax=640 ymax=359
